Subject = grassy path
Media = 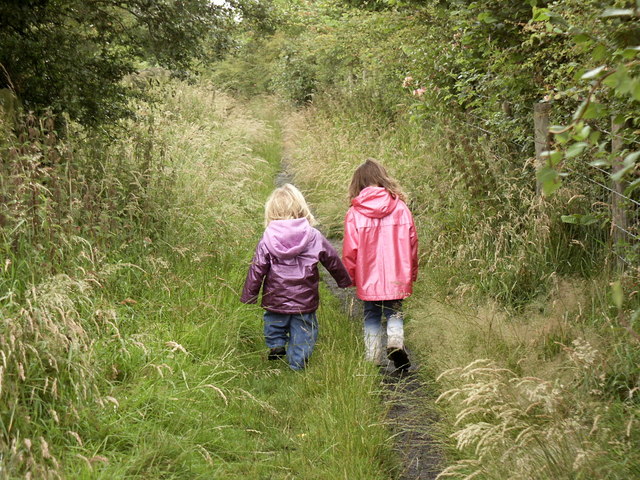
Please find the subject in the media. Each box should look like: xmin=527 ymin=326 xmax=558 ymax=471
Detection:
xmin=58 ymin=93 xmax=396 ymax=479
xmin=272 ymin=100 xmax=444 ymax=479
xmin=6 ymin=80 xmax=639 ymax=480
xmin=317 ymin=234 xmax=444 ymax=480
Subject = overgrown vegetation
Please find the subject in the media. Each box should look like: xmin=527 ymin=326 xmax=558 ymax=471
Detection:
xmin=2 ymin=0 xmax=639 ymax=478
xmin=0 ymin=0 xmax=275 ymax=125
xmin=211 ymin=0 xmax=639 ymax=478
xmin=0 ymin=79 xmax=397 ymax=477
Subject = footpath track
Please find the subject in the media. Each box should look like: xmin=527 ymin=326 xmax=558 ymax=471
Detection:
xmin=321 ymin=240 xmax=443 ymax=480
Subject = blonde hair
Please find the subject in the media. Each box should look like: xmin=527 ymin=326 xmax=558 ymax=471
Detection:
xmin=348 ymin=158 xmax=407 ymax=203
xmin=264 ymin=184 xmax=317 ymax=227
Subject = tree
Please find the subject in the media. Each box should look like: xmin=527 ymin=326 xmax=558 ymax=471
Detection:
xmin=0 ymin=0 xmax=238 ymax=125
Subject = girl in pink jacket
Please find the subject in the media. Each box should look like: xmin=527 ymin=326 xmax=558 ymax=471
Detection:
xmin=343 ymin=159 xmax=418 ymax=372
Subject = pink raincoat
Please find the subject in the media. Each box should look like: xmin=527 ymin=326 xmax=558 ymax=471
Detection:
xmin=343 ymin=187 xmax=418 ymax=301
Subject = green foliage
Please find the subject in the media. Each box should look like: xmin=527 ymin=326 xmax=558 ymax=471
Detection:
xmin=0 ymin=0 xmax=240 ymax=125
xmin=222 ymin=0 xmax=637 ymax=207
xmin=215 ymin=0 xmax=640 ymax=295
xmin=207 ymin=1 xmax=640 ymax=477
xmin=532 ymin=3 xmax=640 ymax=195
xmin=0 ymin=83 xmax=183 ymax=475
xmin=212 ymin=3 xmax=413 ymax=111
xmin=210 ymin=34 xmax=285 ymax=96
xmin=284 ymin=94 xmax=640 ymax=479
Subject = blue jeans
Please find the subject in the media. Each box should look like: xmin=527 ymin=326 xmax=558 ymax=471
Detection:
xmin=363 ymin=300 xmax=404 ymax=364
xmin=263 ymin=311 xmax=319 ymax=370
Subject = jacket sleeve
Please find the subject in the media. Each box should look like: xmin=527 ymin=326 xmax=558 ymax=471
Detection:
xmin=240 ymin=241 xmax=270 ymax=304
xmin=342 ymin=209 xmax=358 ymax=286
xmin=319 ymin=235 xmax=352 ymax=288
xmin=410 ymin=215 xmax=418 ymax=283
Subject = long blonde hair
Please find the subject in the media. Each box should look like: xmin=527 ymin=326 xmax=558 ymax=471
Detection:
xmin=348 ymin=158 xmax=407 ymax=202
xmin=264 ymin=183 xmax=317 ymax=227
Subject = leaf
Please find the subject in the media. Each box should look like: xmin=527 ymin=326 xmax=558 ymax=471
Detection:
xmin=611 ymin=163 xmax=635 ymax=182
xmin=561 ymin=214 xmax=598 ymax=225
xmin=592 ymin=45 xmax=609 ymax=61
xmin=614 ymin=65 xmax=632 ymax=94
xmin=556 ymin=131 xmax=571 ymax=144
xmin=573 ymin=33 xmax=591 ymax=44
xmin=574 ymin=125 xmax=591 ymax=141
xmin=541 ymin=150 xmax=564 ymax=166
xmin=581 ymin=65 xmax=606 ymax=80
xmin=532 ymin=7 xmax=551 ymax=21
xmin=622 ymin=46 xmax=640 ymax=59
xmin=589 ymin=159 xmax=610 ymax=167
xmin=549 ymin=13 xmax=569 ymax=27
xmin=537 ymin=166 xmax=562 ymax=196
xmin=565 ymin=142 xmax=589 ymax=158
xmin=579 ymin=215 xmax=598 ymax=226
xmin=583 ymin=102 xmax=606 ymax=120
xmin=608 ymin=151 xmax=640 ymax=184
xmin=573 ymin=101 xmax=588 ymax=120
xmin=624 ymin=177 xmax=640 ymax=195
xmin=478 ymin=12 xmax=497 ymax=23
xmin=603 ymin=66 xmax=627 ymax=89
xmin=549 ymin=150 xmax=564 ymax=166
xmin=601 ymin=9 xmax=636 ymax=18
xmin=624 ymin=150 xmax=640 ymax=166
xmin=611 ymin=281 xmax=623 ymax=310
xmin=588 ymin=130 xmax=602 ymax=143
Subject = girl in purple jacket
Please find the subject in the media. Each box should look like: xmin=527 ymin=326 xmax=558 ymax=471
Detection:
xmin=241 ymin=184 xmax=352 ymax=370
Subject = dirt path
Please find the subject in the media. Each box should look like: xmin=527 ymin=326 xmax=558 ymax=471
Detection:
xmin=321 ymin=238 xmax=444 ymax=480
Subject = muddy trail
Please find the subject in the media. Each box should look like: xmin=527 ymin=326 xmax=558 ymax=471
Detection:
xmin=321 ymin=241 xmax=444 ymax=480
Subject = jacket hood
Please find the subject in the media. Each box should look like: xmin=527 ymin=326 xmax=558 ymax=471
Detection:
xmin=263 ymin=218 xmax=313 ymax=259
xmin=352 ymin=186 xmax=399 ymax=219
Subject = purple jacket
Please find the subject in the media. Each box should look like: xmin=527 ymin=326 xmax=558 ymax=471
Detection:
xmin=241 ymin=218 xmax=352 ymax=314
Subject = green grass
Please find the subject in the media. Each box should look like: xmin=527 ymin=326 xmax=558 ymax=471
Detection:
xmin=281 ymin=94 xmax=640 ymax=479
xmin=64 ymin=266 xmax=391 ymax=479
xmin=0 ymin=84 xmax=397 ymax=479
xmin=59 ymin=93 xmax=394 ymax=479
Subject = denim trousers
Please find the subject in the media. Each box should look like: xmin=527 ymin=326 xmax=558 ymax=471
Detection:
xmin=263 ymin=310 xmax=319 ymax=370
xmin=363 ymin=300 xmax=404 ymax=364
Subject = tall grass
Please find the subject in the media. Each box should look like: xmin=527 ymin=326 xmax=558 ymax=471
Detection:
xmin=0 ymin=83 xmax=397 ymax=478
xmin=282 ymin=95 xmax=640 ymax=479
xmin=285 ymin=100 xmax=606 ymax=306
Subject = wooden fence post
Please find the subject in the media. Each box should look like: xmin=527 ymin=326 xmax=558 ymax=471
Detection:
xmin=611 ymin=117 xmax=629 ymax=268
xmin=534 ymin=102 xmax=552 ymax=196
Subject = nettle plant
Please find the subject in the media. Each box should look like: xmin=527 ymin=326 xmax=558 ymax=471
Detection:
xmin=534 ymin=4 xmax=640 ymax=198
